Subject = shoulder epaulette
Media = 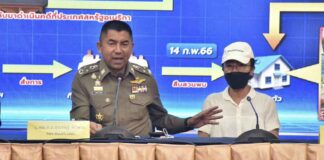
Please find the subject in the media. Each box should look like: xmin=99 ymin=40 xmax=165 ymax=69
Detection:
xmin=78 ymin=62 xmax=100 ymax=76
xmin=131 ymin=63 xmax=151 ymax=76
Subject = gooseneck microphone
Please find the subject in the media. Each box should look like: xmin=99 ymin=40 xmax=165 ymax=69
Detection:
xmin=234 ymin=96 xmax=278 ymax=143
xmin=246 ymin=96 xmax=259 ymax=129
xmin=93 ymin=76 xmax=135 ymax=140
xmin=112 ymin=77 xmax=122 ymax=127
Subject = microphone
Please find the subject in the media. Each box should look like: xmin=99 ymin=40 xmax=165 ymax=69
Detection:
xmin=92 ymin=76 xmax=135 ymax=140
xmin=234 ymin=96 xmax=278 ymax=143
xmin=112 ymin=77 xmax=122 ymax=127
xmin=247 ymin=96 xmax=259 ymax=129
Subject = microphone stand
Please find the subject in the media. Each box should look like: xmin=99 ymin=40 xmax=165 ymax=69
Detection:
xmin=234 ymin=96 xmax=278 ymax=143
xmin=247 ymin=96 xmax=259 ymax=129
xmin=92 ymin=77 xmax=135 ymax=140
xmin=112 ymin=77 xmax=122 ymax=127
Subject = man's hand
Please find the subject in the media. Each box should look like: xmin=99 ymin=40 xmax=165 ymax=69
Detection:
xmin=90 ymin=122 xmax=103 ymax=134
xmin=187 ymin=106 xmax=223 ymax=128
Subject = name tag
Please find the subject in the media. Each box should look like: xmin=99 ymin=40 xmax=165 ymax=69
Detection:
xmin=27 ymin=121 xmax=90 ymax=140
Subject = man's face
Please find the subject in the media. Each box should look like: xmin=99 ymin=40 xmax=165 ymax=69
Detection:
xmin=223 ymin=60 xmax=254 ymax=75
xmin=97 ymin=30 xmax=133 ymax=73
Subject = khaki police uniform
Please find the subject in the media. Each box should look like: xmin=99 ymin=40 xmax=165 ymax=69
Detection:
xmin=71 ymin=60 xmax=191 ymax=136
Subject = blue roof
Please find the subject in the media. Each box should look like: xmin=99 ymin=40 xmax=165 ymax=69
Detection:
xmin=254 ymin=55 xmax=293 ymax=75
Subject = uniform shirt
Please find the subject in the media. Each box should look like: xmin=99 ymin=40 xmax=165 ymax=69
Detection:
xmin=198 ymin=87 xmax=280 ymax=137
xmin=71 ymin=60 xmax=190 ymax=136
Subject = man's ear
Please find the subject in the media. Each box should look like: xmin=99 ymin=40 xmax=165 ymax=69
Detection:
xmin=131 ymin=42 xmax=134 ymax=50
xmin=97 ymin=42 xmax=102 ymax=53
xmin=249 ymin=68 xmax=255 ymax=77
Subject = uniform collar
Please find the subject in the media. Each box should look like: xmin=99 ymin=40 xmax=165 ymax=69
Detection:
xmin=222 ymin=86 xmax=256 ymax=104
xmin=98 ymin=60 xmax=136 ymax=81
xmin=128 ymin=63 xmax=136 ymax=77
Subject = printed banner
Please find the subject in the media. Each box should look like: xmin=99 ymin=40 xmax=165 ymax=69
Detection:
xmin=47 ymin=0 xmax=173 ymax=10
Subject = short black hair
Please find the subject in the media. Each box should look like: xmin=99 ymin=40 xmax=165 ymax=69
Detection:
xmin=222 ymin=58 xmax=255 ymax=69
xmin=250 ymin=58 xmax=255 ymax=69
xmin=99 ymin=20 xmax=133 ymax=41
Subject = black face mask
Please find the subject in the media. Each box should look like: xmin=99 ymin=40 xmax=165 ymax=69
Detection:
xmin=224 ymin=72 xmax=252 ymax=89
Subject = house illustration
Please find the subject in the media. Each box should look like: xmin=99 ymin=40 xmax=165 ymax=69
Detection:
xmin=250 ymin=55 xmax=293 ymax=89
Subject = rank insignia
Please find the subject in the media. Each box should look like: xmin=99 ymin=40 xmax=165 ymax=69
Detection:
xmin=96 ymin=112 xmax=104 ymax=122
xmin=89 ymin=65 xmax=98 ymax=70
xmin=91 ymin=73 xmax=97 ymax=79
xmin=129 ymin=94 xmax=136 ymax=100
xmin=101 ymin=69 xmax=105 ymax=75
xmin=95 ymin=80 xmax=101 ymax=86
xmin=93 ymin=80 xmax=103 ymax=93
xmin=78 ymin=69 xmax=84 ymax=74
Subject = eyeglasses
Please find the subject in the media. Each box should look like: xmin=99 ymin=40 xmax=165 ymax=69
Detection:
xmin=223 ymin=63 xmax=251 ymax=72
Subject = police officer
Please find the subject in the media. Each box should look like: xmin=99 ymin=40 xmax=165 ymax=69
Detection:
xmin=71 ymin=20 xmax=223 ymax=136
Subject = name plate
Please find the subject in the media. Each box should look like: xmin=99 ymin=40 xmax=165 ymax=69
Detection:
xmin=27 ymin=121 xmax=90 ymax=140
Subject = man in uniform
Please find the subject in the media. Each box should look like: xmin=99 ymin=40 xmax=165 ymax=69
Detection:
xmin=71 ymin=20 xmax=223 ymax=136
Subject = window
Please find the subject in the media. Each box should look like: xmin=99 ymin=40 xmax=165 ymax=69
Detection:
xmin=265 ymin=76 xmax=272 ymax=84
xmin=282 ymin=75 xmax=287 ymax=82
xmin=274 ymin=64 xmax=280 ymax=71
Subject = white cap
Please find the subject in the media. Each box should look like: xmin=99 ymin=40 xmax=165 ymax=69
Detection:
xmin=222 ymin=41 xmax=254 ymax=64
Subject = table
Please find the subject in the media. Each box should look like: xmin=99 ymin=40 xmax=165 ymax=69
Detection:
xmin=0 ymin=142 xmax=323 ymax=160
